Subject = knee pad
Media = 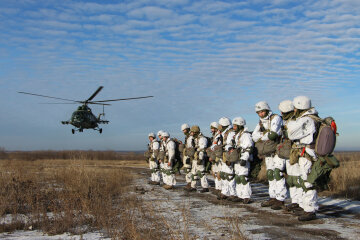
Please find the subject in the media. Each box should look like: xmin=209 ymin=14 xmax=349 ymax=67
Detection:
xmin=286 ymin=175 xmax=295 ymax=187
xmin=197 ymin=171 xmax=205 ymax=178
xmin=274 ymin=168 xmax=284 ymax=181
xmin=267 ymin=169 xmax=274 ymax=181
xmin=219 ymin=171 xmax=226 ymax=180
xmin=235 ymin=175 xmax=248 ymax=185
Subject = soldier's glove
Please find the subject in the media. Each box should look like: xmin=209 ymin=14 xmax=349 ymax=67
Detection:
xmin=240 ymin=160 xmax=246 ymax=166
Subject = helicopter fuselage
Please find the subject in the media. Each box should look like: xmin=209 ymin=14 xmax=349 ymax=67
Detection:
xmin=70 ymin=109 xmax=99 ymax=129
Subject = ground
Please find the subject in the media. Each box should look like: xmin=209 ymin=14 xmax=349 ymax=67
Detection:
xmin=135 ymin=167 xmax=360 ymax=240
xmin=1 ymin=166 xmax=360 ymax=240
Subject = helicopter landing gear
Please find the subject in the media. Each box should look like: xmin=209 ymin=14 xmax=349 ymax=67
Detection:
xmin=99 ymin=128 xmax=102 ymax=134
xmin=72 ymin=129 xmax=75 ymax=134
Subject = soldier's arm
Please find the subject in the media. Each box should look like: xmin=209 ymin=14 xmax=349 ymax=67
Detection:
xmin=252 ymin=124 xmax=263 ymax=142
xmin=240 ymin=133 xmax=253 ymax=161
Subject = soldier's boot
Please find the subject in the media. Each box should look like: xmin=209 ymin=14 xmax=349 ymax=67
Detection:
xmin=243 ymin=198 xmax=251 ymax=204
xmin=217 ymin=194 xmax=228 ymax=200
xmin=271 ymin=200 xmax=284 ymax=210
xmin=184 ymin=183 xmax=192 ymax=191
xmin=293 ymin=209 xmax=306 ymax=216
xmin=188 ymin=188 xmax=197 ymax=192
xmin=163 ymin=184 xmax=173 ymax=190
xmin=261 ymin=198 xmax=276 ymax=207
xmin=298 ymin=212 xmax=316 ymax=221
xmin=200 ymin=188 xmax=209 ymax=193
xmin=226 ymin=195 xmax=236 ymax=201
xmin=285 ymin=203 xmax=299 ymax=212
xmin=231 ymin=197 xmax=243 ymax=202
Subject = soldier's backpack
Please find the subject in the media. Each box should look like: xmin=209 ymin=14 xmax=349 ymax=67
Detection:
xmin=308 ymin=115 xmax=338 ymax=156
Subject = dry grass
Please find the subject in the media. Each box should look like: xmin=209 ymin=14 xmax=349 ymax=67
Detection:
xmin=0 ymin=154 xmax=166 ymax=239
xmin=327 ymin=152 xmax=360 ymax=200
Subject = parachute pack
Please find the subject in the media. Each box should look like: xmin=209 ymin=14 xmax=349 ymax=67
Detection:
xmin=308 ymin=115 xmax=338 ymax=156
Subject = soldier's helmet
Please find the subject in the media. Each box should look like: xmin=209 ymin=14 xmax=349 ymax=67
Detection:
xmin=181 ymin=123 xmax=190 ymax=131
xmin=293 ymin=96 xmax=311 ymax=110
xmin=255 ymin=101 xmax=270 ymax=112
xmin=278 ymin=100 xmax=294 ymax=113
xmin=219 ymin=117 xmax=231 ymax=127
xmin=232 ymin=117 xmax=246 ymax=126
xmin=190 ymin=125 xmax=200 ymax=133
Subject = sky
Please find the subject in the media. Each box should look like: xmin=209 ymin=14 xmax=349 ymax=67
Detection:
xmin=0 ymin=0 xmax=359 ymax=151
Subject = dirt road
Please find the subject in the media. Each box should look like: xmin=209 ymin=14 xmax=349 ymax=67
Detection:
xmin=133 ymin=167 xmax=360 ymax=240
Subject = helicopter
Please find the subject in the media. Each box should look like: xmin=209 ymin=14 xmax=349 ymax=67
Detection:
xmin=18 ymin=86 xmax=153 ymax=134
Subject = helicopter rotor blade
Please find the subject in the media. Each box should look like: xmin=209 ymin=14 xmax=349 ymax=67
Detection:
xmin=18 ymin=91 xmax=81 ymax=103
xmin=86 ymin=86 xmax=103 ymax=102
xmin=92 ymin=95 xmax=154 ymax=103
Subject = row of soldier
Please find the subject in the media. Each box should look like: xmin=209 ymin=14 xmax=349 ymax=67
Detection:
xmin=145 ymin=96 xmax=338 ymax=222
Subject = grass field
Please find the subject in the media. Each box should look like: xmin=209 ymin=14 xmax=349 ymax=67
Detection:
xmin=0 ymin=150 xmax=359 ymax=239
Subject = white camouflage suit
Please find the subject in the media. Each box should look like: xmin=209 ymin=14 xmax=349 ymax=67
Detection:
xmin=163 ymin=138 xmax=177 ymax=186
xmin=210 ymin=130 xmax=223 ymax=191
xmin=233 ymin=128 xmax=254 ymax=199
xmin=189 ymin=134 xmax=209 ymax=189
xmin=287 ymin=108 xmax=319 ymax=213
xmin=221 ymin=126 xmax=236 ymax=197
xmin=183 ymin=134 xmax=192 ymax=184
xmin=148 ymin=139 xmax=161 ymax=183
xmin=283 ymin=118 xmax=302 ymax=206
xmin=252 ymin=112 xmax=287 ymax=202
xmin=159 ymin=139 xmax=165 ymax=183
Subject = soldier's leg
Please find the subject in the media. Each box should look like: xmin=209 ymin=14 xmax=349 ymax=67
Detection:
xmin=153 ymin=161 xmax=161 ymax=183
xmin=184 ymin=159 xmax=193 ymax=190
xmin=196 ymin=164 xmax=209 ymax=191
xmin=265 ymin=156 xmax=276 ymax=199
xmin=190 ymin=161 xmax=199 ymax=189
xmin=286 ymin=160 xmax=302 ymax=206
xmin=221 ymin=163 xmax=232 ymax=196
xmin=215 ymin=162 xmax=223 ymax=190
xmin=298 ymin=157 xmax=318 ymax=216
xmin=235 ymin=162 xmax=251 ymax=200
xmin=273 ymin=155 xmax=287 ymax=202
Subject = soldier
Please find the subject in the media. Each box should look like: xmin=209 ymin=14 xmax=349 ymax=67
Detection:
xmin=218 ymin=117 xmax=236 ymax=200
xmin=161 ymin=132 xmax=177 ymax=190
xmin=180 ymin=124 xmax=192 ymax=187
xmin=287 ymin=96 xmax=319 ymax=221
xmin=207 ymin=122 xmax=223 ymax=194
xmin=252 ymin=101 xmax=287 ymax=210
xmin=146 ymin=133 xmax=161 ymax=185
xmin=231 ymin=117 xmax=254 ymax=203
xmin=278 ymin=100 xmax=302 ymax=212
xmin=187 ymin=125 xmax=209 ymax=192
xmin=157 ymin=130 xmax=165 ymax=183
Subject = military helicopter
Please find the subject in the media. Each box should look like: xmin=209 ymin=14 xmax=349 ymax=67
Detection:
xmin=18 ymin=86 xmax=153 ymax=134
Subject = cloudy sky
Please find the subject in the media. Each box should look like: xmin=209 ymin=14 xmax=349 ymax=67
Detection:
xmin=1 ymin=0 xmax=359 ymax=151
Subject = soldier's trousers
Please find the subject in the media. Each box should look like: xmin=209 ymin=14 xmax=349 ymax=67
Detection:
xmin=212 ymin=161 xmax=222 ymax=190
xmin=298 ymin=157 xmax=318 ymax=213
xmin=190 ymin=160 xmax=209 ymax=189
xmin=163 ymin=163 xmax=176 ymax=186
xmin=183 ymin=156 xmax=192 ymax=183
xmin=265 ymin=155 xmax=287 ymax=201
xmin=220 ymin=163 xmax=234 ymax=196
xmin=149 ymin=160 xmax=160 ymax=183
xmin=234 ymin=161 xmax=252 ymax=199
xmin=286 ymin=159 xmax=302 ymax=204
